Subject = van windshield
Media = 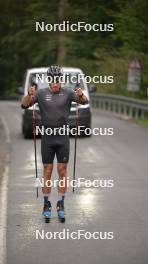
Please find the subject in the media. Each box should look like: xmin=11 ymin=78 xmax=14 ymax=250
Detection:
xmin=29 ymin=72 xmax=85 ymax=90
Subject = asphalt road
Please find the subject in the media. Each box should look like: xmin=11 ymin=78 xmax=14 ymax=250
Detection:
xmin=0 ymin=101 xmax=148 ymax=264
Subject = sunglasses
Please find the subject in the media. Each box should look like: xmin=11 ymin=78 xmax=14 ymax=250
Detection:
xmin=48 ymin=76 xmax=60 ymax=83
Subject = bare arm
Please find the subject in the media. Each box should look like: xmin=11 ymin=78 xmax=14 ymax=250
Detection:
xmin=21 ymin=94 xmax=32 ymax=108
xmin=75 ymin=88 xmax=88 ymax=105
xmin=21 ymin=86 xmax=36 ymax=108
xmin=75 ymin=93 xmax=88 ymax=104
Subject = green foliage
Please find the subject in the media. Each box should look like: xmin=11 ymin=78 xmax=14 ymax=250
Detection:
xmin=0 ymin=0 xmax=147 ymax=99
xmin=136 ymin=117 xmax=148 ymax=127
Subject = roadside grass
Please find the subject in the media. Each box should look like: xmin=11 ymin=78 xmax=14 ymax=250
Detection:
xmin=135 ymin=117 xmax=148 ymax=127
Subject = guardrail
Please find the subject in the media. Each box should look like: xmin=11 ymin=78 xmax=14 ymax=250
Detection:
xmin=1 ymin=94 xmax=148 ymax=119
xmin=90 ymin=94 xmax=148 ymax=119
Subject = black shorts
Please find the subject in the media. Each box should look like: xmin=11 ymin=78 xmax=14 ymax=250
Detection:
xmin=41 ymin=134 xmax=70 ymax=164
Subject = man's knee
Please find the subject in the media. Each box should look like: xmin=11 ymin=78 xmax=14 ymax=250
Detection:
xmin=43 ymin=164 xmax=53 ymax=177
xmin=57 ymin=163 xmax=67 ymax=178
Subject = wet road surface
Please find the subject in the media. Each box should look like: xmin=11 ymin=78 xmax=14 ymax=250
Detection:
xmin=0 ymin=101 xmax=148 ymax=264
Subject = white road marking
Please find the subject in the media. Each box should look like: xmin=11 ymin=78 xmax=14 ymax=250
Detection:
xmin=0 ymin=116 xmax=10 ymax=264
xmin=0 ymin=161 xmax=9 ymax=264
xmin=0 ymin=116 xmax=11 ymax=143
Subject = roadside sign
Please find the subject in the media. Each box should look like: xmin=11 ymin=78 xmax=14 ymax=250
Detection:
xmin=127 ymin=58 xmax=141 ymax=91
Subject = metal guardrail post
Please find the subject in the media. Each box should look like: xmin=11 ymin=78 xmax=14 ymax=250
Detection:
xmin=140 ymin=110 xmax=145 ymax=119
xmin=135 ymin=108 xmax=139 ymax=119
xmin=123 ymin=105 xmax=127 ymax=116
xmin=113 ymin=103 xmax=116 ymax=113
xmin=90 ymin=94 xmax=148 ymax=120
xmin=118 ymin=103 xmax=122 ymax=114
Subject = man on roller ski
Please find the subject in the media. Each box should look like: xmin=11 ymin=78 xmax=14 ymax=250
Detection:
xmin=21 ymin=65 xmax=88 ymax=222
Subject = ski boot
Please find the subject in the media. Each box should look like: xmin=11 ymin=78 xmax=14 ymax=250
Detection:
xmin=57 ymin=198 xmax=65 ymax=223
xmin=42 ymin=201 xmax=51 ymax=223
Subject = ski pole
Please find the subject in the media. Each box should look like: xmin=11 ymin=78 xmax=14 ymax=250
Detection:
xmin=32 ymin=96 xmax=39 ymax=198
xmin=73 ymin=84 xmax=79 ymax=193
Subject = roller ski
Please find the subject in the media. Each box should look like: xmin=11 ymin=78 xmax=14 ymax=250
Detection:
xmin=57 ymin=198 xmax=65 ymax=223
xmin=42 ymin=201 xmax=51 ymax=223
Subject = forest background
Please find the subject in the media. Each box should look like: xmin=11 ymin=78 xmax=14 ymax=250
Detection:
xmin=0 ymin=0 xmax=148 ymax=99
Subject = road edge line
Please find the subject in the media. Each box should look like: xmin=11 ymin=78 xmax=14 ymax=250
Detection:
xmin=0 ymin=116 xmax=10 ymax=264
xmin=0 ymin=158 xmax=9 ymax=264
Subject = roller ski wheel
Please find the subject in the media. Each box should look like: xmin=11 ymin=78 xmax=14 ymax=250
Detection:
xmin=57 ymin=200 xmax=65 ymax=223
xmin=42 ymin=201 xmax=51 ymax=223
